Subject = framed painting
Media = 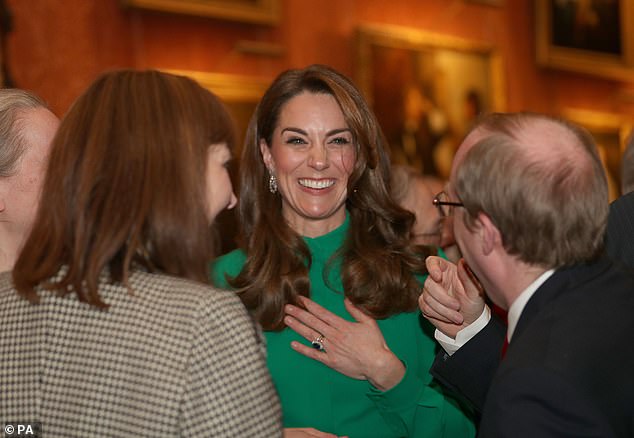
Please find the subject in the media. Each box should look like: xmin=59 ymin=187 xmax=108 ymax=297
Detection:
xmin=165 ymin=69 xmax=270 ymax=152
xmin=535 ymin=0 xmax=634 ymax=80
xmin=356 ymin=24 xmax=506 ymax=179
xmin=463 ymin=0 xmax=504 ymax=6
xmin=563 ymin=108 xmax=633 ymax=201
xmin=121 ymin=0 xmax=280 ymax=25
xmin=166 ymin=69 xmax=271 ymax=252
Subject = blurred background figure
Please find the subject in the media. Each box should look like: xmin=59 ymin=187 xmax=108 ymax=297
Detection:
xmin=0 ymin=88 xmax=58 ymax=272
xmin=399 ymin=82 xmax=451 ymax=177
xmin=1 ymin=70 xmax=281 ymax=437
xmin=391 ymin=164 xmax=461 ymax=262
xmin=596 ymin=143 xmax=619 ymax=202
xmin=605 ymin=129 xmax=634 ymax=269
xmin=620 ymin=129 xmax=634 ymax=195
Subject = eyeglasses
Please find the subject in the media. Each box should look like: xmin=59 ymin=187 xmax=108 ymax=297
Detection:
xmin=433 ymin=191 xmax=463 ymax=217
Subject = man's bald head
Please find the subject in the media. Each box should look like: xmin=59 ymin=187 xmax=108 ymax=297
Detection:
xmin=450 ymin=112 xmax=608 ymax=268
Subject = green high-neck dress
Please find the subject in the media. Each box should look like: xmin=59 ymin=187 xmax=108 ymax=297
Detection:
xmin=211 ymin=216 xmax=475 ymax=438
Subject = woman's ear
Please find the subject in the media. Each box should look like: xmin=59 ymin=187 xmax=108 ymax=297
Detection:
xmin=259 ymin=139 xmax=274 ymax=172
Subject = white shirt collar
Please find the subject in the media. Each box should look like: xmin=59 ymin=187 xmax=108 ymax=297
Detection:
xmin=506 ymin=269 xmax=555 ymax=341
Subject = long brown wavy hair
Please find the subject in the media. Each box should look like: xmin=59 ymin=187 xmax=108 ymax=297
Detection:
xmin=13 ymin=69 xmax=235 ymax=307
xmin=227 ymin=64 xmax=433 ymax=331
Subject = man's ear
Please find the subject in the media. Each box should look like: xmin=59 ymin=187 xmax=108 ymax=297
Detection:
xmin=477 ymin=212 xmax=502 ymax=255
xmin=0 ymin=198 xmax=5 ymax=212
xmin=259 ymin=139 xmax=274 ymax=172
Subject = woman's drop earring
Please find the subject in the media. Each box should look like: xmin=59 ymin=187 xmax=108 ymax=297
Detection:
xmin=269 ymin=173 xmax=278 ymax=194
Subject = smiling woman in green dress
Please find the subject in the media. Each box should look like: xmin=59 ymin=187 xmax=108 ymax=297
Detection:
xmin=212 ymin=64 xmax=475 ymax=438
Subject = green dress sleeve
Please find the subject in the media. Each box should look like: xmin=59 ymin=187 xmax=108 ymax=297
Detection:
xmin=364 ymin=247 xmax=476 ymax=437
xmin=367 ymin=367 xmax=476 ymax=437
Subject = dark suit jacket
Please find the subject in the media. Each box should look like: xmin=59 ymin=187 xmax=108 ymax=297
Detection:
xmin=606 ymin=191 xmax=634 ymax=270
xmin=431 ymin=257 xmax=634 ymax=437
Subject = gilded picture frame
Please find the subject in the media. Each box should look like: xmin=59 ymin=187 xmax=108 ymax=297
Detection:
xmin=535 ymin=0 xmax=634 ymax=80
xmin=563 ymin=108 xmax=633 ymax=201
xmin=121 ymin=0 xmax=280 ymax=25
xmin=464 ymin=0 xmax=504 ymax=6
xmin=356 ymin=23 xmax=506 ymax=179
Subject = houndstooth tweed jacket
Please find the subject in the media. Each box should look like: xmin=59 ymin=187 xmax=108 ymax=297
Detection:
xmin=0 ymin=269 xmax=282 ymax=437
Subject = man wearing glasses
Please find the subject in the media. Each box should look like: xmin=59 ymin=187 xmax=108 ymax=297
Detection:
xmin=420 ymin=112 xmax=634 ymax=437
xmin=390 ymin=164 xmax=461 ymax=261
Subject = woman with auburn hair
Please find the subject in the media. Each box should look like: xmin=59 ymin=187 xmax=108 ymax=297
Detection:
xmin=212 ymin=64 xmax=475 ymax=438
xmin=1 ymin=70 xmax=282 ymax=437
